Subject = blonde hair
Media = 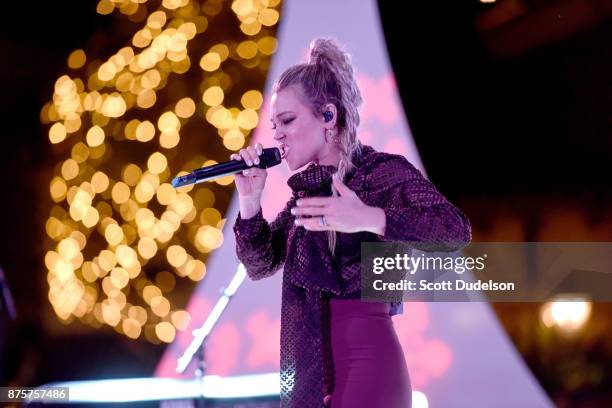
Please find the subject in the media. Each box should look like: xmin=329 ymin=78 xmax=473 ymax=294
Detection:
xmin=273 ymin=37 xmax=363 ymax=254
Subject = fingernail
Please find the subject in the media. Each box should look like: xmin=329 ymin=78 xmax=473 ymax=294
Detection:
xmin=296 ymin=200 xmax=302 ymax=206
xmin=254 ymin=158 xmax=260 ymax=165
xmin=294 ymin=219 xmax=300 ymax=225
xmin=243 ymin=170 xmax=250 ymax=175
xmin=290 ymin=208 xmax=296 ymax=215
xmin=246 ymin=160 xmax=252 ymax=166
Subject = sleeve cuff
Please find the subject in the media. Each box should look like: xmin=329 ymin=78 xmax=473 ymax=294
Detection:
xmin=378 ymin=205 xmax=472 ymax=251
xmin=378 ymin=207 xmax=407 ymax=242
xmin=233 ymin=207 xmax=267 ymax=242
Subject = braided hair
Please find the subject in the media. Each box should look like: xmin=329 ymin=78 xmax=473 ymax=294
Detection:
xmin=273 ymin=38 xmax=363 ymax=254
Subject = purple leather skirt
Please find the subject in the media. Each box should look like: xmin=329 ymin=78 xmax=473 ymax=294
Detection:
xmin=322 ymin=298 xmax=412 ymax=408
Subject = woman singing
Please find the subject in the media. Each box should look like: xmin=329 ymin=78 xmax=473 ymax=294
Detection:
xmin=232 ymin=38 xmax=471 ymax=408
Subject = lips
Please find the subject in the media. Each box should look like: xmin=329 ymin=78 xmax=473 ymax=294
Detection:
xmin=279 ymin=144 xmax=290 ymax=159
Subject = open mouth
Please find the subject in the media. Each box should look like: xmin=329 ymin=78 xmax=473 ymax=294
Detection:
xmin=279 ymin=144 xmax=290 ymax=159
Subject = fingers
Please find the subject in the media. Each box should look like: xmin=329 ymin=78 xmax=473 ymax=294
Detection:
xmin=238 ymin=149 xmax=253 ymax=165
xmin=231 ymin=143 xmax=264 ymax=166
xmin=245 ymin=145 xmax=260 ymax=165
xmin=296 ymin=197 xmax=331 ymax=207
xmin=241 ymin=167 xmax=266 ymax=177
xmin=291 ymin=206 xmax=328 ymax=217
xmin=294 ymin=216 xmax=331 ymax=231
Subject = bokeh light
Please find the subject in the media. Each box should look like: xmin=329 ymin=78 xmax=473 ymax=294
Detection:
xmin=541 ymin=296 xmax=593 ymax=333
xmin=44 ymin=0 xmax=281 ymax=342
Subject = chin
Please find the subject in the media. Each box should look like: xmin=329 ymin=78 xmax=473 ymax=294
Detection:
xmin=285 ymin=156 xmax=305 ymax=171
xmin=287 ymin=162 xmax=300 ymax=171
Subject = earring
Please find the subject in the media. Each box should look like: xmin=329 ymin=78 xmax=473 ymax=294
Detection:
xmin=326 ymin=129 xmax=339 ymax=143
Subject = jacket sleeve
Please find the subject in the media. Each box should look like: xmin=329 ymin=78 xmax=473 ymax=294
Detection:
xmin=233 ymin=196 xmax=296 ymax=280
xmin=368 ymin=156 xmax=472 ymax=252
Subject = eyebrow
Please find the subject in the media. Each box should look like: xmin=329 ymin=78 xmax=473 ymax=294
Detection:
xmin=270 ymin=111 xmax=295 ymax=121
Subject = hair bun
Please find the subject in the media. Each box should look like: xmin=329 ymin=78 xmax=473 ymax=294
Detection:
xmin=309 ymin=37 xmax=351 ymax=69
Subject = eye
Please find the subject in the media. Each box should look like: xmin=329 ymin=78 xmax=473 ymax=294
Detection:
xmin=271 ymin=117 xmax=294 ymax=130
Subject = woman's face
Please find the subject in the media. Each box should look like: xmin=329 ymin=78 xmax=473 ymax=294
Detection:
xmin=270 ymin=86 xmax=334 ymax=171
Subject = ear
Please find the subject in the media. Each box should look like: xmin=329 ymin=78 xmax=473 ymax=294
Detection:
xmin=322 ymin=103 xmax=338 ymax=128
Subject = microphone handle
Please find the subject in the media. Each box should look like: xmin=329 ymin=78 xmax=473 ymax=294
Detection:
xmin=172 ymin=147 xmax=281 ymax=188
xmin=192 ymin=160 xmax=248 ymax=182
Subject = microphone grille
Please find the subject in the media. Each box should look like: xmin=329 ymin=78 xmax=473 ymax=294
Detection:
xmin=260 ymin=147 xmax=282 ymax=168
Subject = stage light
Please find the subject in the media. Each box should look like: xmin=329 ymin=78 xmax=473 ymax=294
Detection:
xmin=541 ymin=294 xmax=592 ymax=332
xmin=41 ymin=373 xmax=426 ymax=404
xmin=412 ymin=391 xmax=429 ymax=408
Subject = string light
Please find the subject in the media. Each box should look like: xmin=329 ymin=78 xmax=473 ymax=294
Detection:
xmin=43 ymin=0 xmax=280 ymax=342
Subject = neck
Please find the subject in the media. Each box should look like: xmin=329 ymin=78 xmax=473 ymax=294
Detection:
xmin=314 ymin=144 xmax=341 ymax=167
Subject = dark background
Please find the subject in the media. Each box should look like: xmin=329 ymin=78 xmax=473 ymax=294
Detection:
xmin=1 ymin=0 xmax=611 ymax=405
xmin=380 ymin=1 xmax=612 ymax=198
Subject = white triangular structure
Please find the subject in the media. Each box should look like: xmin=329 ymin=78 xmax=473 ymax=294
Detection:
xmin=159 ymin=1 xmax=553 ymax=407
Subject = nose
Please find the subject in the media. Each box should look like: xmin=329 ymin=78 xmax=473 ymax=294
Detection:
xmin=272 ymin=129 xmax=284 ymax=142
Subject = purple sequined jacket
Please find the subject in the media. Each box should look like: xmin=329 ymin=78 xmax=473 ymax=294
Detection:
xmin=233 ymin=144 xmax=471 ymax=407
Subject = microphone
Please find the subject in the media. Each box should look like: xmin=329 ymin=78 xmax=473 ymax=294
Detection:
xmin=171 ymin=147 xmax=282 ymax=188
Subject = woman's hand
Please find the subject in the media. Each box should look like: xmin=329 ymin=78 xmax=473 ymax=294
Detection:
xmin=291 ymin=174 xmax=387 ymax=235
xmin=231 ymin=142 xmax=267 ymax=218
